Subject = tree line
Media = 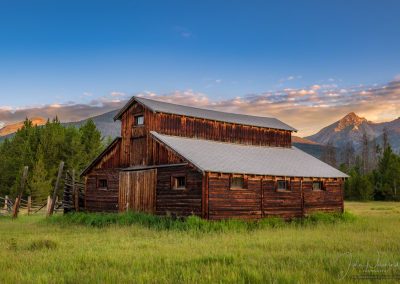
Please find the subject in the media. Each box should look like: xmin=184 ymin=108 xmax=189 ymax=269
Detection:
xmin=322 ymin=130 xmax=400 ymax=201
xmin=0 ymin=118 xmax=108 ymax=203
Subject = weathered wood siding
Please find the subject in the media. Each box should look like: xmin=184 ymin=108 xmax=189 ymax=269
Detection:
xmin=303 ymin=180 xmax=344 ymax=214
xmin=262 ymin=180 xmax=303 ymax=218
xmin=206 ymin=175 xmax=344 ymax=220
xmin=90 ymin=139 xmax=121 ymax=172
xmin=207 ymin=175 xmax=262 ymax=220
xmin=119 ymin=170 xmax=156 ymax=213
xmin=119 ymin=101 xmax=292 ymax=167
xmin=85 ymin=169 xmax=119 ymax=212
xmin=156 ymin=165 xmax=203 ymax=217
xmin=120 ymin=102 xmax=148 ymax=167
xmin=154 ymin=113 xmax=292 ymax=147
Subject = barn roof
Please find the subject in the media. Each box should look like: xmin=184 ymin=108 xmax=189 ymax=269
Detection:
xmin=114 ymin=96 xmax=297 ymax=132
xmin=150 ymin=132 xmax=348 ymax=178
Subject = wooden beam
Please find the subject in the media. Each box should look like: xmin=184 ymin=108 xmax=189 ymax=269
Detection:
xmin=12 ymin=166 xmax=28 ymax=218
xmin=48 ymin=161 xmax=64 ymax=217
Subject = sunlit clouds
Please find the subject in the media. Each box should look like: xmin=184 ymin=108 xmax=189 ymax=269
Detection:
xmin=1 ymin=79 xmax=400 ymax=137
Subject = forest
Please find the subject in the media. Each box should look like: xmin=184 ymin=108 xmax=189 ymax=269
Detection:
xmin=0 ymin=119 xmax=108 ymax=203
xmin=321 ymin=131 xmax=400 ymax=201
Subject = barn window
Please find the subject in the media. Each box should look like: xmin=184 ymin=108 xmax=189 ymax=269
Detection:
xmin=230 ymin=177 xmax=244 ymax=189
xmin=277 ymin=180 xmax=289 ymax=191
xmin=172 ymin=176 xmax=186 ymax=190
xmin=313 ymin=181 xmax=323 ymax=191
xmin=98 ymin=179 xmax=108 ymax=190
xmin=135 ymin=115 xmax=144 ymax=126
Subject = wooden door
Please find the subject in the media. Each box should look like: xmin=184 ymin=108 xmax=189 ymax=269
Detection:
xmin=119 ymin=169 xmax=156 ymax=213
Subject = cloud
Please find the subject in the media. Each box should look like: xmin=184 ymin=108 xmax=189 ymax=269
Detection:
xmin=0 ymin=93 xmax=128 ymax=125
xmin=174 ymin=26 xmax=193 ymax=38
xmin=279 ymin=75 xmax=302 ymax=83
xmin=1 ymin=79 xmax=399 ymax=137
xmin=135 ymin=80 xmax=400 ymax=136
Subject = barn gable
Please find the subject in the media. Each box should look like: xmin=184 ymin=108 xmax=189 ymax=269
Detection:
xmin=114 ymin=96 xmax=297 ymax=132
xmin=81 ymin=137 xmax=122 ymax=176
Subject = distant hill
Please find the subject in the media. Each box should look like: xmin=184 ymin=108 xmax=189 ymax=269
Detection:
xmin=0 ymin=117 xmax=46 ymax=136
xmin=306 ymin=112 xmax=400 ymax=152
xmin=63 ymin=110 xmax=121 ymax=138
xmin=0 ymin=110 xmax=121 ymax=142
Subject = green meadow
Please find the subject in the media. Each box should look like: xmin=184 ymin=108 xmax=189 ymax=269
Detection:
xmin=1 ymin=202 xmax=399 ymax=283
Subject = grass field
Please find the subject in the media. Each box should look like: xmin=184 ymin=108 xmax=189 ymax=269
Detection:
xmin=1 ymin=202 xmax=400 ymax=283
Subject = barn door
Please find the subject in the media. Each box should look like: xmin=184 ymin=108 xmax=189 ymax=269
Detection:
xmin=119 ymin=169 xmax=156 ymax=213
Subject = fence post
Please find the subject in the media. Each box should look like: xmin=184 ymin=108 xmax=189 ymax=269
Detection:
xmin=12 ymin=197 xmax=19 ymax=217
xmin=46 ymin=195 xmax=51 ymax=214
xmin=4 ymin=195 xmax=8 ymax=210
xmin=13 ymin=166 xmax=29 ymax=218
xmin=48 ymin=161 xmax=64 ymax=216
xmin=27 ymin=196 xmax=32 ymax=215
xmin=72 ymin=169 xmax=79 ymax=212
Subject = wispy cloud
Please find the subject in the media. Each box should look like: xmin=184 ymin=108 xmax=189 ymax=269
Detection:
xmin=279 ymin=75 xmax=302 ymax=83
xmin=1 ymin=79 xmax=400 ymax=136
xmin=174 ymin=26 xmax=193 ymax=39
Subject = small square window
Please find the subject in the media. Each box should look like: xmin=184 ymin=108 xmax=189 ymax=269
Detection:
xmin=99 ymin=179 xmax=108 ymax=190
xmin=313 ymin=181 xmax=323 ymax=191
xmin=231 ymin=177 xmax=244 ymax=189
xmin=172 ymin=176 xmax=186 ymax=190
xmin=135 ymin=115 xmax=144 ymax=126
xmin=277 ymin=180 xmax=289 ymax=191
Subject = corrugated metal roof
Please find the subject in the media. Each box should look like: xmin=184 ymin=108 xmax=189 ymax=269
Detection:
xmin=115 ymin=96 xmax=297 ymax=132
xmin=151 ymin=132 xmax=348 ymax=178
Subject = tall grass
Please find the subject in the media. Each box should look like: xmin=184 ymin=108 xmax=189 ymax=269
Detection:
xmin=45 ymin=211 xmax=355 ymax=232
xmin=1 ymin=202 xmax=399 ymax=283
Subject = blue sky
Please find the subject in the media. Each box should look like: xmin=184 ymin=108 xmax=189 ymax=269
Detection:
xmin=0 ymin=0 xmax=399 ymax=135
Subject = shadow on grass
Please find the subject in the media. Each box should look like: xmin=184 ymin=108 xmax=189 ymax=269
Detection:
xmin=44 ymin=211 xmax=356 ymax=232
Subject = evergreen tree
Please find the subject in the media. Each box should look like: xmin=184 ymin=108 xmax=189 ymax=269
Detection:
xmin=79 ymin=119 xmax=103 ymax=164
xmin=322 ymin=141 xmax=337 ymax=168
xmin=29 ymin=147 xmax=52 ymax=202
xmin=374 ymin=146 xmax=400 ymax=200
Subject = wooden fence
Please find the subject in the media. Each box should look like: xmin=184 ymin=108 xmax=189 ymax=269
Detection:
xmin=1 ymin=164 xmax=85 ymax=218
xmin=63 ymin=170 xmax=85 ymax=213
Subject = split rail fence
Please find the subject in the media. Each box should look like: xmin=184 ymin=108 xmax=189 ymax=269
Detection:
xmin=0 ymin=164 xmax=85 ymax=218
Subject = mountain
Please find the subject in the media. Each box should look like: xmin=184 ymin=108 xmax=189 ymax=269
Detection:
xmin=0 ymin=117 xmax=46 ymax=137
xmin=306 ymin=112 xmax=400 ymax=152
xmin=64 ymin=110 xmax=121 ymax=138
xmin=291 ymin=136 xmax=326 ymax=159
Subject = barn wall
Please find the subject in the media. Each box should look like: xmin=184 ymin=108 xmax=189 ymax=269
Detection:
xmin=206 ymin=175 xmax=344 ymax=220
xmin=303 ymin=180 xmax=344 ymax=214
xmin=207 ymin=175 xmax=262 ymax=220
xmin=85 ymin=168 xmax=119 ymax=212
xmin=262 ymin=180 xmax=303 ymax=218
xmin=153 ymin=113 xmax=292 ymax=147
xmin=92 ymin=139 xmax=122 ymax=171
xmin=119 ymin=101 xmax=293 ymax=168
xmin=156 ymin=165 xmax=203 ymax=217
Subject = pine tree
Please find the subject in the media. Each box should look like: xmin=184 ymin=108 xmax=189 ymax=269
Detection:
xmin=29 ymin=148 xmax=52 ymax=203
xmin=79 ymin=119 xmax=103 ymax=164
xmin=322 ymin=141 xmax=337 ymax=168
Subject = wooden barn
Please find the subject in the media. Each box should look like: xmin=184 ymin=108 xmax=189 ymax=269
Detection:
xmin=81 ymin=96 xmax=347 ymax=219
